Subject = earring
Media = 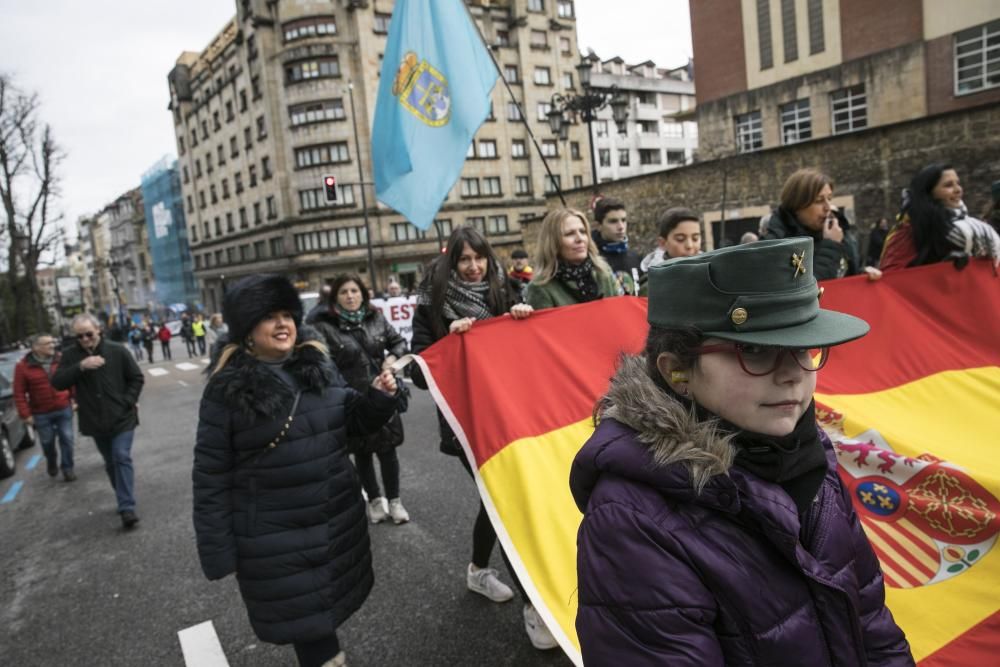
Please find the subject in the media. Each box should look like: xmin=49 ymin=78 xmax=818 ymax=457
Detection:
xmin=245 ymin=335 xmax=255 ymax=349
xmin=670 ymin=370 xmax=688 ymax=383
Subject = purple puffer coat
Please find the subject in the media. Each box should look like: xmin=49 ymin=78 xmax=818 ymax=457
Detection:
xmin=570 ymin=356 xmax=913 ymax=666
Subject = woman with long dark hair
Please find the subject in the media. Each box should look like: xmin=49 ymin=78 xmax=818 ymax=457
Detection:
xmin=410 ymin=226 xmax=556 ymax=650
xmin=313 ymin=273 xmax=410 ymax=525
xmin=881 ymin=163 xmax=1000 ymax=271
xmin=193 ymin=275 xmax=400 ymax=667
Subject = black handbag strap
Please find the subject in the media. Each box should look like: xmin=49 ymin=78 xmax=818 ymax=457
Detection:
xmin=237 ymin=390 xmax=302 ymax=467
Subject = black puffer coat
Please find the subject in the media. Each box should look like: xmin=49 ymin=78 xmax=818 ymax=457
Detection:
xmin=192 ymin=331 xmax=398 ymax=644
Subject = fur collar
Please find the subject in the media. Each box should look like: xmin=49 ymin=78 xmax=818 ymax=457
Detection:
xmin=596 ymin=354 xmax=736 ymax=490
xmin=205 ymin=326 xmax=335 ymax=418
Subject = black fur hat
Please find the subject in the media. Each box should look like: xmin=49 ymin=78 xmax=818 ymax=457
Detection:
xmin=223 ymin=274 xmax=303 ymax=344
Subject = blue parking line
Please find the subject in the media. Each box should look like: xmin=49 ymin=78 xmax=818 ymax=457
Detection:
xmin=26 ymin=454 xmax=41 ymax=470
xmin=1 ymin=481 xmax=23 ymax=504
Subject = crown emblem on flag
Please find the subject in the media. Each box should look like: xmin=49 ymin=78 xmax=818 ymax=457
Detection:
xmin=818 ymin=403 xmax=1000 ymax=589
xmin=392 ymin=50 xmax=451 ymax=127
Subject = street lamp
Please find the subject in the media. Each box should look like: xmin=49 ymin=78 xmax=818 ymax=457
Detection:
xmin=547 ymin=56 xmax=629 ymax=190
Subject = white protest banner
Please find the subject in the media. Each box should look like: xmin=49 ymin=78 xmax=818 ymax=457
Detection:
xmin=370 ymin=296 xmax=418 ymax=346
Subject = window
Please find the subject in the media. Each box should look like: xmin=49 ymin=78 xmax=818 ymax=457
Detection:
xmin=214 ymin=217 xmax=222 ymax=236
xmin=299 ymin=185 xmax=353 ymax=210
xmin=194 ymin=255 xmax=202 ymax=269
xmin=203 ymin=221 xmax=210 ymax=238
xmin=235 ymin=171 xmax=243 ymax=193
xmin=225 ymin=100 xmax=234 ymax=122
xmin=251 ymin=75 xmax=261 ymax=100
xmin=254 ymin=240 xmax=266 ymax=259
xmin=256 ymin=115 xmax=267 ymax=139
xmin=295 ymin=227 xmax=368 ymax=251
xmin=210 ymin=184 xmax=218 ymax=204
xmin=511 ymin=139 xmax=526 ymax=158
xmin=222 ymin=178 xmax=230 ymax=199
xmin=639 ymin=149 xmax=662 ymax=165
xmin=830 ymin=85 xmax=867 ymax=134
xmin=807 ymin=0 xmax=825 ymax=55
xmin=557 ymin=0 xmax=574 ymax=18
xmin=392 ymin=222 xmax=427 ymax=241
xmin=573 ymin=175 xmax=583 ymax=189
xmin=186 ymin=195 xmax=194 ymax=214
xmin=507 ymin=102 xmax=522 ymax=121
xmin=205 ymin=153 xmax=213 ymax=174
xmin=182 ymin=166 xmax=190 ymax=183
xmin=374 ymin=12 xmax=391 ymax=34
xmin=595 ymin=120 xmax=609 ymax=137
xmin=283 ymin=16 xmax=337 ymax=42
xmin=477 ymin=140 xmax=497 ymax=158
xmin=495 ymin=30 xmax=510 ymax=47
xmin=244 ymin=127 xmax=253 ymax=150
xmin=534 ymin=67 xmax=552 ymax=85
xmin=285 ymin=57 xmax=340 ymax=83
xmin=757 ymin=0 xmax=773 ymax=70
xmin=735 ymin=111 xmax=763 ymax=152
xmin=290 ymin=99 xmax=346 ymax=126
xmin=467 ymin=216 xmax=486 ymax=234
xmin=537 ymin=102 xmax=552 ymax=121
xmin=466 ymin=142 xmax=475 ymax=159
xmin=225 ymin=211 xmax=234 ymax=231
xmin=178 ymin=136 xmax=185 ymax=156
xmin=666 ymin=150 xmax=686 ymax=166
xmin=249 ymin=165 xmax=257 ymax=187
xmin=226 ymin=247 xmax=236 ymax=265
xmin=570 ymin=141 xmax=581 ymax=159
xmin=247 ymin=34 xmax=258 ymax=61
xmin=530 ymin=30 xmax=548 ymax=49
xmin=201 ymin=120 xmax=208 ymax=140
xmin=261 ymin=156 xmax=272 ymax=180
xmin=541 ymin=140 xmax=558 ymax=157
xmin=599 ymin=149 xmax=611 ymax=167
xmin=486 ymin=102 xmax=495 ymax=121
xmin=239 ymin=244 xmax=250 ymax=262
xmin=198 ymin=191 xmax=206 ymax=209
xmin=560 ymin=37 xmax=572 ymax=55
xmin=562 ymin=72 xmax=573 ymax=89
xmin=239 ymin=206 xmax=248 ymax=228
xmin=295 ymin=142 xmax=350 ymax=168
xmin=662 ymin=121 xmax=684 ymax=138
xmin=544 ymin=174 xmax=561 ymax=193
xmin=460 ymin=178 xmax=481 ymax=197
xmin=636 ymin=91 xmax=656 ymax=107
xmin=215 ymin=250 xmax=223 ymax=266
xmin=230 ymin=136 xmax=239 ymax=158
xmin=618 ymin=149 xmax=630 ymax=166
xmin=527 ymin=0 xmax=544 ymax=12
xmin=637 ymin=120 xmax=659 ymax=134
xmin=270 ymin=237 xmax=284 ymax=257
xmin=217 ymin=144 xmax=226 ymax=166
xmin=253 ymin=202 xmax=262 ymax=224
xmin=190 ymin=129 xmax=198 ymax=147
xmin=482 ymin=177 xmax=501 ymax=196
xmin=504 ymin=65 xmax=519 ymax=83
xmin=515 ymin=175 xmax=531 ymax=195
xmin=780 ymin=99 xmax=812 ymax=144
xmin=267 ymin=196 xmax=277 ymax=219
xmin=781 ymin=0 xmax=798 ymax=63
xmin=955 ymin=20 xmax=1000 ymax=94
xmin=239 ymin=89 xmax=248 ymax=112
xmin=213 ymin=111 xmax=221 ymax=131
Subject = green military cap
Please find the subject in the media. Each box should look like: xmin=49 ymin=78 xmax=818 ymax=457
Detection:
xmin=647 ymin=238 xmax=869 ymax=347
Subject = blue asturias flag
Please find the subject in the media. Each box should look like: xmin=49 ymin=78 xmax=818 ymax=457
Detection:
xmin=372 ymin=0 xmax=498 ymax=230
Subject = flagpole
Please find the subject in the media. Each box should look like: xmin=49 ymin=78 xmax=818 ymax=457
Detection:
xmin=461 ymin=3 xmax=567 ymax=206
xmin=348 ymin=81 xmax=378 ymax=293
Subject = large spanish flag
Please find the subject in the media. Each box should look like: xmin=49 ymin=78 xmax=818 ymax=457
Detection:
xmin=413 ymin=260 xmax=999 ymax=666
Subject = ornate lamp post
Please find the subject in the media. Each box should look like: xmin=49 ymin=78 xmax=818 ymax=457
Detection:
xmin=547 ymin=57 xmax=629 ymax=190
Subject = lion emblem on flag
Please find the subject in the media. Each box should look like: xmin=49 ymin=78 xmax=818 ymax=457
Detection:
xmin=817 ymin=404 xmax=1000 ymax=588
xmin=392 ymin=51 xmax=451 ymax=126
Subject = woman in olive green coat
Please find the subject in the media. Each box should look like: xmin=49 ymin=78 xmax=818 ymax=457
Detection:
xmin=526 ymin=208 xmax=620 ymax=309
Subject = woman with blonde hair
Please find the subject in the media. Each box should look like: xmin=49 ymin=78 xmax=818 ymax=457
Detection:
xmin=526 ymin=207 xmax=619 ymax=309
xmin=193 ymin=274 xmax=400 ymax=667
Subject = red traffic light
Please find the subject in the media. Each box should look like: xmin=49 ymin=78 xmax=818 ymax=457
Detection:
xmin=323 ymin=175 xmax=337 ymax=202
xmin=324 ymin=176 xmax=335 ymax=186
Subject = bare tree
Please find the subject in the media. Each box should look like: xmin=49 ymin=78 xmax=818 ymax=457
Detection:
xmin=0 ymin=74 xmax=65 ymax=341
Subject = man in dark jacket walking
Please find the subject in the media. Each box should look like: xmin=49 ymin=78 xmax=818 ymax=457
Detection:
xmin=52 ymin=313 xmax=145 ymax=529
xmin=13 ymin=333 xmax=76 ymax=480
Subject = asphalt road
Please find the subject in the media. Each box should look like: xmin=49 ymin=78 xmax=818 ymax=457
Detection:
xmin=0 ymin=355 xmax=575 ymax=667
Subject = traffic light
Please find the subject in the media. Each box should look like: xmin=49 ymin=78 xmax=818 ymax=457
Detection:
xmin=323 ymin=175 xmax=337 ymax=202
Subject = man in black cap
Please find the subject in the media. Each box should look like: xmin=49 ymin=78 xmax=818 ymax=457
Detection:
xmin=593 ymin=197 xmax=643 ymax=295
xmin=508 ymin=249 xmax=534 ymax=288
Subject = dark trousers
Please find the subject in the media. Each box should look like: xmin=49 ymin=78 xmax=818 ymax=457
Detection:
xmin=143 ymin=344 xmax=154 ymax=363
xmin=293 ymin=633 xmax=340 ymax=667
xmin=355 ymin=449 xmax=400 ymax=499
xmin=196 ymin=336 xmax=206 ymax=355
xmin=457 ymin=454 xmax=526 ymax=600
xmin=35 ymin=406 xmax=75 ymax=471
xmin=160 ymin=340 xmax=172 ymax=360
xmin=93 ymin=430 xmax=136 ymax=512
xmin=184 ymin=338 xmax=196 ymax=358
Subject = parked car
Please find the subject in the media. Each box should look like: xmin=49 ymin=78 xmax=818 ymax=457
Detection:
xmin=0 ymin=352 xmax=36 ymax=478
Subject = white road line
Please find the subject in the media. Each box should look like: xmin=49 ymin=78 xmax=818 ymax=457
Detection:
xmin=147 ymin=368 xmax=169 ymax=377
xmin=201 ymin=358 xmax=211 ymax=364
xmin=178 ymin=380 xmax=189 ymax=387
xmin=178 ymin=620 xmax=230 ymax=667
xmin=176 ymin=362 xmax=200 ymax=371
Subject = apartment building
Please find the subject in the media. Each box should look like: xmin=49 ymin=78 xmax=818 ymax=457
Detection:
xmin=689 ymin=0 xmax=1000 ymax=155
xmin=167 ymin=0 xmax=590 ymax=311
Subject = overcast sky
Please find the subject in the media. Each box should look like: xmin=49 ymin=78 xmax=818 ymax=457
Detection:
xmin=0 ymin=0 xmax=692 ymax=246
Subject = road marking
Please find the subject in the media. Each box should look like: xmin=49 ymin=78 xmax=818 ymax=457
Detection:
xmin=178 ymin=620 xmax=230 ymax=667
xmin=201 ymin=358 xmax=210 ymax=365
xmin=178 ymin=380 xmax=189 ymax=387
xmin=148 ymin=368 xmax=169 ymax=377
xmin=176 ymin=362 xmax=200 ymax=371
xmin=26 ymin=454 xmax=41 ymax=470
xmin=1 ymin=481 xmax=24 ymax=504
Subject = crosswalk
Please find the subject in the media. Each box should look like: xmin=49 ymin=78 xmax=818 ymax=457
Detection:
xmin=145 ymin=359 xmax=210 ymax=378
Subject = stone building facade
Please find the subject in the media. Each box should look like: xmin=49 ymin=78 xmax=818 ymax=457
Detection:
xmin=527 ymin=102 xmax=1000 ymax=259
xmin=167 ymin=0 xmax=591 ymax=312
xmin=689 ymin=0 xmax=1000 ymax=158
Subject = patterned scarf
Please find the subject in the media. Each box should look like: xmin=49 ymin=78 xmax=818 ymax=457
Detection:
xmin=417 ymin=271 xmax=493 ymax=321
xmin=592 ymin=229 xmax=629 ymax=255
xmin=555 ymin=258 xmax=601 ymax=302
xmin=334 ymin=304 xmax=366 ymax=325
xmin=946 ymin=203 xmax=1000 ymax=260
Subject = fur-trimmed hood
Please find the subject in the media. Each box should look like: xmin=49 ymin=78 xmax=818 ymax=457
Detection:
xmin=203 ymin=325 xmax=341 ymax=418
xmin=571 ymin=354 xmax=737 ymax=512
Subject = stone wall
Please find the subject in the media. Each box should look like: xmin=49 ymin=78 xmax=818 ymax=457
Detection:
xmin=526 ymin=101 xmax=1000 ymax=261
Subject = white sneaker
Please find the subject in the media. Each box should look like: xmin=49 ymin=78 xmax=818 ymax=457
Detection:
xmin=388 ymin=498 xmax=410 ymax=524
xmin=320 ymin=651 xmax=346 ymax=667
xmin=367 ymin=497 xmax=388 ymax=524
xmin=523 ymin=604 xmax=558 ymax=650
xmin=466 ymin=564 xmax=514 ymax=602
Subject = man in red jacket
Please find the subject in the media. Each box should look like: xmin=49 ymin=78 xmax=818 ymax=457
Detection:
xmin=13 ymin=333 xmax=76 ymax=480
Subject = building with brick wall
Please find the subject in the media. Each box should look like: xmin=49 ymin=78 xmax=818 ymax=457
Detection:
xmin=689 ymin=0 xmax=1000 ymax=157
xmin=167 ymin=0 xmax=591 ymax=312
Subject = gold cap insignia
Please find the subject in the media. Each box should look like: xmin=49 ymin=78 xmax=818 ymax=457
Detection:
xmin=731 ymin=307 xmax=748 ymax=325
xmin=791 ymin=251 xmax=807 ymax=278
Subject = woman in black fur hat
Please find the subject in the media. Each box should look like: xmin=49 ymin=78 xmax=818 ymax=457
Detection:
xmin=192 ymin=274 xmax=400 ymax=667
